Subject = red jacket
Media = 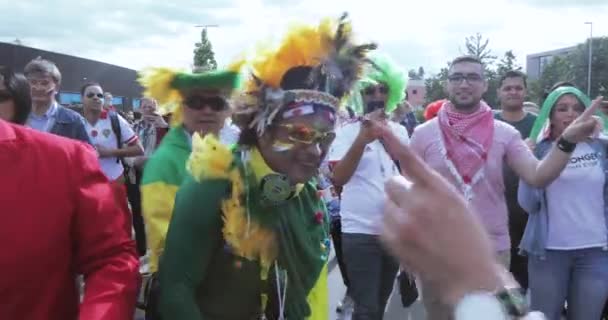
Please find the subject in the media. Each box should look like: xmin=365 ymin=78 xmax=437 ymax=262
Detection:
xmin=0 ymin=120 xmax=139 ymax=320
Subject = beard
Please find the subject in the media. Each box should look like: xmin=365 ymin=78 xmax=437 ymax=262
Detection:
xmin=450 ymin=96 xmax=481 ymax=112
xmin=365 ymin=100 xmax=385 ymax=114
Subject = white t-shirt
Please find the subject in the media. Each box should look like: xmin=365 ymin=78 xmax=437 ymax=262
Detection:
xmin=546 ymin=142 xmax=606 ymax=249
xmin=219 ymin=120 xmax=241 ymax=145
xmin=85 ymin=114 xmax=138 ymax=181
xmin=328 ymin=120 xmax=410 ymax=235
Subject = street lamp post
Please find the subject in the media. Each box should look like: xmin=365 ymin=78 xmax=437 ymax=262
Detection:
xmin=585 ymin=22 xmax=593 ymax=96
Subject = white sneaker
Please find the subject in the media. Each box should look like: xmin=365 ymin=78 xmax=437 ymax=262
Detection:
xmin=336 ymin=294 xmax=354 ymax=313
xmin=139 ymin=254 xmax=150 ymax=274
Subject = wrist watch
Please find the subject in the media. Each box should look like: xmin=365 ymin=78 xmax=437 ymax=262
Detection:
xmin=557 ymin=136 xmax=576 ymax=153
xmin=455 ymin=288 xmax=537 ymax=320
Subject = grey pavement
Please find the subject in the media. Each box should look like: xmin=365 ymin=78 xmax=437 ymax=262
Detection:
xmin=327 ymin=245 xmax=426 ymax=320
xmin=134 ymin=246 xmax=427 ymax=320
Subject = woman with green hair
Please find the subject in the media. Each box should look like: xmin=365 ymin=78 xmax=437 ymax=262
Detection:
xmin=518 ymin=86 xmax=608 ymax=320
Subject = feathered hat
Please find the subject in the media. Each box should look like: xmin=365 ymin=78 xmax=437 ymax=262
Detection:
xmin=351 ymin=52 xmax=407 ymax=114
xmin=137 ymin=61 xmax=244 ymax=127
xmin=233 ymin=12 xmax=377 ymax=135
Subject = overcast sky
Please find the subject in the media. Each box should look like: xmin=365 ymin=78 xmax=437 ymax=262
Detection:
xmin=2 ymin=0 xmax=607 ymax=75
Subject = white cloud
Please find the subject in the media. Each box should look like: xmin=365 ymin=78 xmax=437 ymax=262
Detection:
xmin=1 ymin=0 xmax=607 ymax=76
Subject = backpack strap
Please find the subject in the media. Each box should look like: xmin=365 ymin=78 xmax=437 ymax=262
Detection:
xmin=109 ymin=111 xmax=124 ymax=164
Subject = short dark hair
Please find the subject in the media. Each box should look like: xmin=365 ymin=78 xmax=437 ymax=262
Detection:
xmin=499 ymin=70 xmax=527 ymax=88
xmin=450 ymin=55 xmax=484 ymax=71
xmin=0 ymin=66 xmax=32 ymax=125
xmin=542 ymin=81 xmax=577 ymax=101
xmin=23 ymin=57 xmax=62 ymax=85
xmin=80 ymin=82 xmax=102 ymax=96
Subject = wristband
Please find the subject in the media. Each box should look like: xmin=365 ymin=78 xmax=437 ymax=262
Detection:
xmin=556 ymin=136 xmax=576 ymax=153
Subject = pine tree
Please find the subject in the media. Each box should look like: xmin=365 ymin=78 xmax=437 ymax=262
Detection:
xmin=193 ymin=28 xmax=217 ymax=71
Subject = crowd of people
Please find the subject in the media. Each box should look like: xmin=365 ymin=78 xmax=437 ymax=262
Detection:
xmin=1 ymin=12 xmax=608 ymax=320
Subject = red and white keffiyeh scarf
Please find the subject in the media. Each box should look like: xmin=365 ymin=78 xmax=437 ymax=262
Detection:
xmin=437 ymin=101 xmax=494 ymax=200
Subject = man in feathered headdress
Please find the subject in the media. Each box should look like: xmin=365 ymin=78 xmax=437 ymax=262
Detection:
xmin=327 ymin=52 xmax=409 ymax=319
xmin=157 ymin=13 xmax=375 ymax=320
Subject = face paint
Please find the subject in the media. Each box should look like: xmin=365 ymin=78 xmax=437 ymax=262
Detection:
xmin=272 ymin=140 xmax=296 ymax=152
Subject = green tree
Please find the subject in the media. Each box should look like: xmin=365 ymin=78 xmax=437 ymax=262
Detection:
xmin=463 ymin=33 xmax=499 ymax=107
xmin=496 ymin=50 xmax=522 ymax=77
xmin=418 ymin=66 xmax=425 ymax=79
xmin=463 ymin=33 xmax=497 ymax=67
xmin=408 ymin=69 xmax=420 ymax=80
xmin=193 ymin=28 xmax=217 ymax=71
xmin=408 ymin=66 xmax=425 ymax=80
xmin=539 ymin=56 xmax=574 ymax=97
xmin=424 ymin=66 xmax=449 ymax=104
xmin=568 ymin=37 xmax=608 ymax=97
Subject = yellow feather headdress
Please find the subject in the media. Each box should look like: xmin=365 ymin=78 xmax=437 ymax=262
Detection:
xmin=137 ymin=60 xmax=245 ymax=127
xmin=234 ymin=12 xmax=377 ymax=135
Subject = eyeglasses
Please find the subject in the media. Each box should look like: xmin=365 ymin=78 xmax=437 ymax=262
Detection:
xmin=86 ymin=93 xmax=104 ymax=99
xmin=0 ymin=91 xmax=12 ymax=103
xmin=363 ymin=86 xmax=389 ymax=96
xmin=277 ymin=123 xmax=336 ymax=145
xmin=184 ymin=95 xmax=227 ymax=111
xmin=447 ymin=73 xmax=484 ymax=84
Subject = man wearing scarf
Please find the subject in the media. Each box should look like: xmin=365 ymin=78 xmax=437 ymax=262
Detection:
xmin=408 ymin=55 xmax=602 ymax=320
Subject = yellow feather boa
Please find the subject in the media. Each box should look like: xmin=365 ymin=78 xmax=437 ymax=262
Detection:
xmin=187 ymin=133 xmax=277 ymax=272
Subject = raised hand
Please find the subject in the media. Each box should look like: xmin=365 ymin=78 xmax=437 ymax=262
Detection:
xmin=562 ymin=96 xmax=604 ymax=143
xmin=356 ymin=109 xmax=386 ymax=145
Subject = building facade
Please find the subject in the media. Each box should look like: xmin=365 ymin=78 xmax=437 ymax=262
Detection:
xmin=406 ymin=79 xmax=426 ymax=109
xmin=526 ymin=45 xmax=577 ymax=80
xmin=0 ymin=42 xmax=143 ymax=110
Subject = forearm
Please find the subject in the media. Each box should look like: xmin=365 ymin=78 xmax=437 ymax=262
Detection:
xmin=113 ymin=144 xmax=144 ymax=158
xmin=331 ymin=139 xmax=366 ymax=186
xmin=526 ymin=146 xmax=570 ymax=188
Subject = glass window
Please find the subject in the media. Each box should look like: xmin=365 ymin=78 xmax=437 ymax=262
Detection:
xmin=539 ymin=55 xmax=553 ymax=72
xmin=133 ymin=98 xmax=141 ymax=110
xmin=59 ymin=92 xmax=82 ymax=105
xmin=112 ymin=97 xmax=124 ymax=107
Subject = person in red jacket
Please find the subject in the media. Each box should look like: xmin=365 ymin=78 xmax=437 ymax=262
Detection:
xmin=0 ymin=69 xmax=139 ymax=320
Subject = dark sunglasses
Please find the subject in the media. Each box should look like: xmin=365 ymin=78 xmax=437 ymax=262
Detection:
xmin=363 ymin=86 xmax=389 ymax=96
xmin=86 ymin=93 xmax=104 ymax=99
xmin=0 ymin=91 xmax=12 ymax=103
xmin=184 ymin=95 xmax=227 ymax=111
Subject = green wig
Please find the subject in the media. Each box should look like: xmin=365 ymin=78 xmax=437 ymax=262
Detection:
xmin=351 ymin=53 xmax=407 ymax=114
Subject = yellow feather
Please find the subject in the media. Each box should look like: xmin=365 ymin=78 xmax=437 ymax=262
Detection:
xmin=186 ymin=133 xmax=233 ymax=181
xmin=248 ymin=18 xmax=337 ymax=90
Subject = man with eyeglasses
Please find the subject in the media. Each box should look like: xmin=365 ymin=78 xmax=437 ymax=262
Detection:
xmin=329 ymin=53 xmax=409 ymax=319
xmin=23 ymin=57 xmax=91 ymax=144
xmin=409 ymin=55 xmax=603 ymax=319
xmin=137 ymin=67 xmax=242 ymax=318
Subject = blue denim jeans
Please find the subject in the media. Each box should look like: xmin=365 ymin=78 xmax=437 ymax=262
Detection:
xmin=528 ymin=247 xmax=608 ymax=320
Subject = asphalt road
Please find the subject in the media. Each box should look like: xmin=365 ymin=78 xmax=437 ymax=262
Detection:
xmin=134 ymin=248 xmax=427 ymax=320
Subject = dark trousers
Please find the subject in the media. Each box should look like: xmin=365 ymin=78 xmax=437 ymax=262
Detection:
xmin=342 ymin=233 xmax=399 ymax=320
xmin=330 ymin=217 xmax=350 ymax=290
xmin=126 ymin=168 xmax=147 ymax=257
xmin=508 ymin=203 xmax=529 ymax=290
